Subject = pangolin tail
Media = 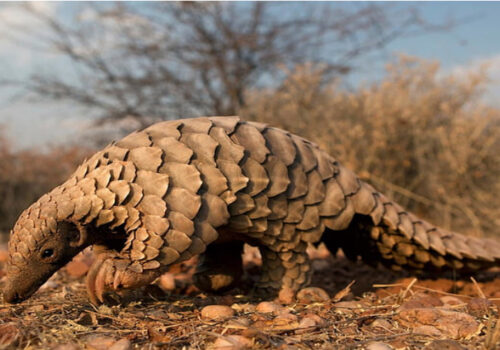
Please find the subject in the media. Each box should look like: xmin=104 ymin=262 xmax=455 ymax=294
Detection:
xmin=321 ymin=182 xmax=500 ymax=274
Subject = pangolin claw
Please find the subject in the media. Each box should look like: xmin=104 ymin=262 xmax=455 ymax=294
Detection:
xmin=86 ymin=253 xmax=161 ymax=305
xmin=86 ymin=253 xmax=127 ymax=305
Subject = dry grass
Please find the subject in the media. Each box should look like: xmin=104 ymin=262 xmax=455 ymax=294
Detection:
xmin=242 ymin=55 xmax=500 ymax=238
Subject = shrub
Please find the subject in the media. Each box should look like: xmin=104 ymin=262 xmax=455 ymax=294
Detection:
xmin=0 ymin=131 xmax=90 ymax=235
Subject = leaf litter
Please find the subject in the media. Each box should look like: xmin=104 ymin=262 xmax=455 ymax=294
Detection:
xmin=0 ymin=244 xmax=498 ymax=349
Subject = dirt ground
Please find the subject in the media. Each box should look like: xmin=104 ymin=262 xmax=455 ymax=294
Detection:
xmin=0 ymin=244 xmax=498 ymax=350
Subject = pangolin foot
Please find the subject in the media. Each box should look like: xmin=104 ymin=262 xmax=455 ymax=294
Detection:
xmin=86 ymin=253 xmax=159 ymax=305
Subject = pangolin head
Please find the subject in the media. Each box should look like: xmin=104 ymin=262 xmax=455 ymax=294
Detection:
xmin=4 ymin=195 xmax=90 ymax=303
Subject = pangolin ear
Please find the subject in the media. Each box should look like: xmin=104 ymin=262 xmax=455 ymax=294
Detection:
xmin=70 ymin=223 xmax=88 ymax=248
xmin=58 ymin=221 xmax=88 ymax=248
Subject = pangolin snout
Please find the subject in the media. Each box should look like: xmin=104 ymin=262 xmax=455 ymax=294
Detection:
xmin=3 ymin=275 xmax=42 ymax=304
xmin=3 ymin=280 xmax=27 ymax=304
xmin=3 ymin=289 xmax=24 ymax=304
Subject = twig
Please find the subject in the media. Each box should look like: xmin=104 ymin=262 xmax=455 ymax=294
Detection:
xmin=399 ymin=278 xmax=418 ymax=302
xmin=470 ymin=277 xmax=486 ymax=299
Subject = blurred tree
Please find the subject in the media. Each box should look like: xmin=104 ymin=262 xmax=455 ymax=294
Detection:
xmin=11 ymin=2 xmax=448 ymax=126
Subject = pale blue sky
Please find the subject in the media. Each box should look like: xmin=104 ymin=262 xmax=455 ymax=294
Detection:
xmin=1 ymin=2 xmax=500 ymax=149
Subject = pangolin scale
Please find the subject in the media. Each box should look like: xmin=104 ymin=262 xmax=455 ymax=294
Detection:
xmin=4 ymin=116 xmax=500 ymax=304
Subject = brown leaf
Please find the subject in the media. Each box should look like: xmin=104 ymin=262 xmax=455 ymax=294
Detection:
xmin=398 ymin=292 xmax=443 ymax=310
xmin=0 ymin=323 xmax=20 ymax=348
xmin=467 ymin=298 xmax=493 ymax=318
xmin=423 ymin=339 xmax=467 ymax=350
xmin=297 ymin=287 xmax=330 ymax=303
xmin=65 ymin=260 xmax=90 ymax=278
xmin=396 ymin=308 xmax=481 ymax=339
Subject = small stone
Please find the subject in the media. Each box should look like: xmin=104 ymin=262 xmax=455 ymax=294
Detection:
xmin=201 ymin=305 xmax=235 ymax=321
xmin=85 ymin=336 xmax=116 ymax=350
xmin=365 ymin=342 xmax=393 ymax=350
xmin=255 ymin=301 xmax=283 ymax=314
xmin=440 ymin=296 xmax=463 ymax=307
xmin=109 ymin=339 xmax=132 ymax=350
xmin=159 ymin=273 xmax=176 ymax=291
xmin=296 ymin=287 xmax=330 ymax=303
xmin=213 ymin=335 xmax=253 ymax=350
xmin=40 ymin=280 xmax=58 ymax=291
xmin=423 ymin=339 xmax=467 ymax=350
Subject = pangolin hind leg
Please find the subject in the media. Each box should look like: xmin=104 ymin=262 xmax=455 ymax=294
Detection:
xmin=321 ymin=215 xmax=384 ymax=267
xmin=193 ymin=241 xmax=244 ymax=293
xmin=256 ymin=245 xmax=312 ymax=297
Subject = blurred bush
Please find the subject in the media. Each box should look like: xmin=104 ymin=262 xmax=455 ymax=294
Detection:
xmin=243 ymin=56 xmax=500 ymax=237
xmin=0 ymin=131 xmax=90 ymax=235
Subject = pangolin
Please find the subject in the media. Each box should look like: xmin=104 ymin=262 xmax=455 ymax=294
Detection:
xmin=4 ymin=116 xmax=500 ymax=305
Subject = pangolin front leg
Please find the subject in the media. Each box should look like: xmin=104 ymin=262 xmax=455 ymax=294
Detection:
xmin=86 ymin=251 xmax=161 ymax=304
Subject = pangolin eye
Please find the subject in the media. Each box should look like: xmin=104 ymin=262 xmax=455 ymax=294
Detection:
xmin=41 ymin=249 xmax=54 ymax=259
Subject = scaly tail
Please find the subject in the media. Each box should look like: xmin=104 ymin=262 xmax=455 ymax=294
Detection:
xmin=321 ymin=167 xmax=500 ymax=274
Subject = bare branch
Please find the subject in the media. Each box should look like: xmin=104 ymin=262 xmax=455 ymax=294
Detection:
xmin=4 ymin=2 xmax=455 ymax=125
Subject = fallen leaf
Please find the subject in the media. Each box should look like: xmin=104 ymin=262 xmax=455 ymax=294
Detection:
xmin=65 ymin=260 xmax=90 ymax=278
xmin=332 ymin=281 xmax=355 ymax=302
xmin=396 ymin=308 xmax=481 ymax=339
xmin=0 ymin=323 xmax=20 ymax=348
xmin=467 ymin=298 xmax=493 ymax=318
xmin=423 ymin=339 xmax=467 ymax=350
xmin=297 ymin=287 xmax=330 ymax=303
xmin=398 ymin=293 xmax=443 ymax=310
